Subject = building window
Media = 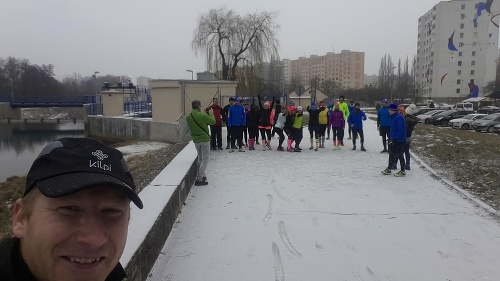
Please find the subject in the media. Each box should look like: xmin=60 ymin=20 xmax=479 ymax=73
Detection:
xmin=459 ymin=52 xmax=462 ymax=56
xmin=456 ymin=88 xmax=461 ymax=93
xmin=461 ymin=4 xmax=465 ymax=9
xmin=460 ymin=33 xmax=464 ymax=38
xmin=473 ymin=32 xmax=478 ymax=38
xmin=471 ymin=70 xmax=475 ymax=75
xmin=472 ymin=42 xmax=477 ymax=47
xmin=460 ymin=23 xmax=465 ymax=29
xmin=472 ymin=51 xmax=476 ymax=56
xmin=459 ymin=42 xmax=464 ymax=47
xmin=461 ymin=14 xmax=465 ymax=19
xmin=471 ymin=61 xmax=476 ymax=66
xmin=458 ymin=61 xmax=462 ymax=66
xmin=474 ymin=22 xmax=478 ymax=28
xmin=457 ymin=79 xmax=461 ymax=84
xmin=458 ymin=70 xmax=462 ymax=75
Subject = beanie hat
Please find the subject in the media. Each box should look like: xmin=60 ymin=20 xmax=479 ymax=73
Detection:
xmin=297 ymin=106 xmax=303 ymax=111
xmin=289 ymin=105 xmax=297 ymax=112
xmin=381 ymin=99 xmax=388 ymax=104
xmin=312 ymin=101 xmax=317 ymax=106
xmin=229 ymin=97 xmax=235 ymax=101
xmin=355 ymin=102 xmax=360 ymax=107
xmin=233 ymin=97 xmax=239 ymax=102
xmin=389 ymin=103 xmax=398 ymax=111
xmin=405 ymin=104 xmax=419 ymax=115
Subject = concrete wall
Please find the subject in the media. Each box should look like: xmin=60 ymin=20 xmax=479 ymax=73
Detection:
xmin=151 ymin=79 xmax=237 ymax=123
xmin=85 ymin=116 xmax=191 ymax=143
xmin=120 ymin=142 xmax=198 ymax=281
xmin=0 ymin=103 xmax=21 ymax=119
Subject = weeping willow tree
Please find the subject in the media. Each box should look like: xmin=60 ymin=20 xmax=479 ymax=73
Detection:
xmin=192 ymin=7 xmax=280 ymax=81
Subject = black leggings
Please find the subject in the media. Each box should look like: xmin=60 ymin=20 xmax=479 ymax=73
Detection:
xmin=274 ymin=127 xmax=285 ymax=147
xmin=332 ymin=127 xmax=344 ymax=142
xmin=318 ymin=124 xmax=327 ymax=137
xmin=259 ymin=128 xmax=271 ymax=141
xmin=248 ymin=126 xmax=259 ymax=139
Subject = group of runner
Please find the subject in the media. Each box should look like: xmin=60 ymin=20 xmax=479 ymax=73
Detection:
xmin=205 ymin=95 xmax=369 ymax=153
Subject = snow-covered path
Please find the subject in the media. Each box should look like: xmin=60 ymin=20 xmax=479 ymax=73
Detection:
xmin=147 ymin=114 xmax=500 ymax=281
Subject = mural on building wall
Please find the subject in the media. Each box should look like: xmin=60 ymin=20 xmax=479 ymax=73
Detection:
xmin=448 ymin=31 xmax=459 ymax=51
xmin=440 ymin=73 xmax=448 ymax=86
xmin=437 ymin=0 xmax=500 ymax=97
xmin=467 ymin=82 xmax=480 ymax=98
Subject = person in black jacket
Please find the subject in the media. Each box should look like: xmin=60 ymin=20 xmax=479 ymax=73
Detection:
xmin=246 ymin=104 xmax=260 ymax=150
xmin=271 ymin=99 xmax=282 ymax=137
xmin=284 ymin=105 xmax=296 ymax=152
xmin=307 ymin=102 xmax=320 ymax=151
xmin=0 ymin=138 xmax=143 ymax=281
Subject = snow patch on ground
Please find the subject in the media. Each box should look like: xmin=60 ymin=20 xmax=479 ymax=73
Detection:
xmin=117 ymin=142 xmax=169 ymax=158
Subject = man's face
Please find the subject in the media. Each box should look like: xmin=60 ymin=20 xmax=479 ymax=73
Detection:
xmin=13 ymin=186 xmax=130 ymax=281
xmin=339 ymin=97 xmax=344 ymax=102
xmin=389 ymin=109 xmax=397 ymax=115
xmin=244 ymin=104 xmax=249 ymax=110
xmin=229 ymin=100 xmax=234 ymax=105
xmin=213 ymin=98 xmax=219 ymax=105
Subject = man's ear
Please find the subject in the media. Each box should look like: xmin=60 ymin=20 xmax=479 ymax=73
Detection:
xmin=12 ymin=199 xmax=27 ymax=239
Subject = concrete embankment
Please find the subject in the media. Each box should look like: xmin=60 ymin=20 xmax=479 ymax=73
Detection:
xmin=120 ymin=142 xmax=198 ymax=281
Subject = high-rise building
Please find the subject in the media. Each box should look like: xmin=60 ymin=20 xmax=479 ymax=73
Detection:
xmin=416 ymin=0 xmax=499 ymax=102
xmin=282 ymin=50 xmax=365 ymax=90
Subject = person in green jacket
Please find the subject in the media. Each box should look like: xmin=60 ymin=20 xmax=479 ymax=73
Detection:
xmin=338 ymin=95 xmax=350 ymax=146
xmin=186 ymin=100 xmax=216 ymax=186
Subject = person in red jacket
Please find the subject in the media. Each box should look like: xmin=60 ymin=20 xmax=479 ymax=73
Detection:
xmin=207 ymin=97 xmax=224 ymax=150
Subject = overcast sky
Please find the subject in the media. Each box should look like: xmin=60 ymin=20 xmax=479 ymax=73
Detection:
xmin=1 ymin=0 xmax=444 ymax=82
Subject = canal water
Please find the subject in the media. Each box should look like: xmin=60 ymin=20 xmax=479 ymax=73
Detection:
xmin=0 ymin=122 xmax=85 ymax=182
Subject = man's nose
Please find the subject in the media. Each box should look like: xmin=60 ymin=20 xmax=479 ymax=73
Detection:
xmin=76 ymin=215 xmax=108 ymax=248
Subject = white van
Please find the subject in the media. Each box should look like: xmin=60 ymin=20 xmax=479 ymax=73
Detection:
xmin=454 ymin=102 xmax=474 ymax=111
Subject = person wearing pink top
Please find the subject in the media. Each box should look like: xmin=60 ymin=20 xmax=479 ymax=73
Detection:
xmin=329 ymin=102 xmax=345 ymax=150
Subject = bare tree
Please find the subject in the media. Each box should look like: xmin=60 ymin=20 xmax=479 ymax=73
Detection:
xmin=320 ymin=79 xmax=339 ymax=99
xmin=192 ymin=7 xmax=280 ymax=81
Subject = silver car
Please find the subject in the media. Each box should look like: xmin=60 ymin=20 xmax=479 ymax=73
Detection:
xmin=416 ymin=110 xmax=446 ymax=124
xmin=450 ymin=114 xmax=487 ymax=130
xmin=471 ymin=113 xmax=500 ymax=133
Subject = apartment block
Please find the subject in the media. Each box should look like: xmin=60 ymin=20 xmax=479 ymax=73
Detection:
xmin=416 ymin=0 xmax=499 ymax=101
xmin=282 ymin=50 xmax=365 ymax=90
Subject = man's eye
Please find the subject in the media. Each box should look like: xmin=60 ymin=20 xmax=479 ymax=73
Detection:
xmin=102 ymin=208 xmax=124 ymax=217
xmin=57 ymin=206 xmax=81 ymax=214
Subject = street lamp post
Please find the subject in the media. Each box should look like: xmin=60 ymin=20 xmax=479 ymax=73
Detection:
xmin=389 ymin=66 xmax=396 ymax=102
xmin=186 ymin=70 xmax=194 ymax=80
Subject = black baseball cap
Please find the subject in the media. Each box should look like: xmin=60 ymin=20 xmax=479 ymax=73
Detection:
xmin=25 ymin=138 xmax=143 ymax=209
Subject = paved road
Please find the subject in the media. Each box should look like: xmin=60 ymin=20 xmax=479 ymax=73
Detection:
xmin=147 ymin=114 xmax=500 ymax=281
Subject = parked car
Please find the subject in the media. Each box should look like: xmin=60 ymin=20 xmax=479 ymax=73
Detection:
xmin=476 ymin=106 xmax=499 ymax=114
xmin=471 ymin=113 xmax=500 ymax=132
xmin=429 ymin=110 xmax=473 ymax=126
xmin=493 ymin=123 xmax=500 ymax=134
xmin=450 ymin=113 xmax=487 ymax=129
xmin=416 ymin=110 xmax=445 ymax=124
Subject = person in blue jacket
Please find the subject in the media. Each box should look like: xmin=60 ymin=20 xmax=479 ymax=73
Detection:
xmin=347 ymin=100 xmax=355 ymax=140
xmin=377 ymin=99 xmax=391 ymax=153
xmin=347 ymin=102 xmax=367 ymax=151
xmin=382 ymin=103 xmax=407 ymax=177
xmin=227 ymin=97 xmax=246 ymax=152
